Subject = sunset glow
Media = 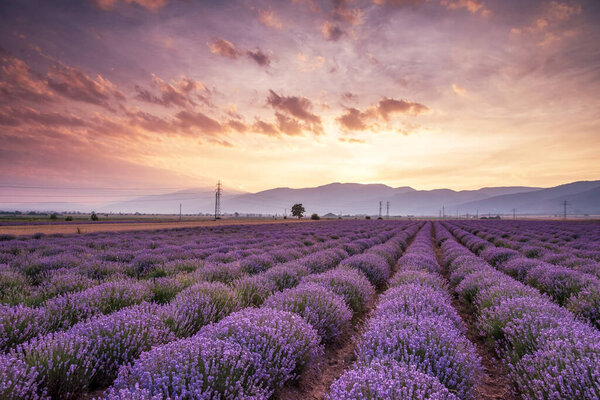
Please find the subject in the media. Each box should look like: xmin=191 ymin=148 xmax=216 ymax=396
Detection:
xmin=1 ymin=0 xmax=599 ymax=194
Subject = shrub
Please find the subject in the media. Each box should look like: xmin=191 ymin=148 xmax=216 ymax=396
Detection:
xmin=264 ymin=263 xmax=309 ymax=291
xmin=162 ymin=282 xmax=240 ymax=338
xmin=311 ymin=213 xmax=320 ymax=220
xmin=264 ymin=283 xmax=352 ymax=342
xmin=340 ymin=254 xmax=390 ymax=289
xmin=0 ymin=305 xmax=48 ymax=352
xmin=232 ymin=274 xmax=275 ymax=307
xmin=356 ymin=315 xmax=480 ymax=399
xmin=0 ymin=354 xmax=47 ymax=400
xmin=389 ymin=270 xmax=448 ymax=291
xmin=199 ymin=307 xmax=322 ymax=388
xmin=71 ymin=303 xmax=173 ymax=387
xmin=328 ymin=360 xmax=459 ymax=400
xmin=13 ymin=331 xmax=96 ymax=399
xmin=239 ymin=254 xmax=274 ymax=274
xmin=301 ymin=267 xmax=375 ymax=314
xmin=109 ymin=336 xmax=270 ymax=399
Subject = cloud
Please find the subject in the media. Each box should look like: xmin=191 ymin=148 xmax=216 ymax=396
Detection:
xmin=175 ymin=110 xmax=223 ymax=135
xmin=208 ymin=39 xmax=271 ymax=67
xmin=275 ymin=112 xmax=303 ymax=136
xmin=259 ymin=10 xmax=283 ymax=29
xmin=0 ymin=107 xmax=85 ymax=127
xmin=339 ymin=137 xmax=366 ymax=144
xmin=246 ymin=49 xmax=271 ymax=67
xmin=252 ymin=119 xmax=280 ymax=136
xmin=135 ymin=74 xmax=208 ymax=108
xmin=510 ymin=1 xmax=582 ymax=46
xmin=452 ymin=83 xmax=467 ymax=97
xmin=377 ymin=98 xmax=429 ymax=120
xmin=337 ymin=108 xmax=368 ymax=131
xmin=440 ymin=0 xmax=491 ymax=16
xmin=0 ymin=54 xmax=54 ymax=104
xmin=267 ymin=89 xmax=323 ymax=134
xmin=331 ymin=0 xmax=363 ymax=26
xmin=322 ymin=21 xmax=345 ymax=41
xmin=297 ymin=53 xmax=326 ymax=72
xmin=373 ymin=0 xmax=429 ymax=6
xmin=95 ymin=0 xmax=170 ymax=12
xmin=208 ymin=39 xmax=241 ymax=59
xmin=46 ymin=64 xmax=125 ymax=109
xmin=336 ymin=97 xmax=429 ymax=132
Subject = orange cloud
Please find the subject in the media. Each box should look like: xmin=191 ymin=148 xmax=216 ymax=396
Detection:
xmin=95 ymin=0 xmax=170 ymax=11
xmin=440 ymin=0 xmax=491 ymax=16
xmin=322 ymin=21 xmax=345 ymax=41
xmin=135 ymin=74 xmax=209 ymax=108
xmin=259 ymin=10 xmax=283 ymax=29
xmin=337 ymin=97 xmax=429 ymax=132
xmin=511 ymin=1 xmax=581 ymax=46
xmin=267 ymin=90 xmax=324 ymax=134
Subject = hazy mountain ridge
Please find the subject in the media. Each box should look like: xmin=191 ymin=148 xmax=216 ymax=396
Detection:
xmin=3 ymin=181 xmax=599 ymax=216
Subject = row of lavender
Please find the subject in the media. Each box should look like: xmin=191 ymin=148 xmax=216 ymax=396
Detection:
xmin=453 ymin=220 xmax=600 ymax=273
xmin=1 ymin=221 xmax=397 ymax=351
xmin=1 ymin=221 xmax=418 ymax=399
xmin=328 ymin=223 xmax=482 ymax=400
xmin=0 ymin=222 xmax=380 ymax=306
xmin=98 ymin=224 xmax=416 ymax=399
xmin=436 ymin=222 xmax=600 ymax=399
xmin=446 ymin=221 xmax=600 ymax=328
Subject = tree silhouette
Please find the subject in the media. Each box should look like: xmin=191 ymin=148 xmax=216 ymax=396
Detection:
xmin=291 ymin=203 xmax=305 ymax=219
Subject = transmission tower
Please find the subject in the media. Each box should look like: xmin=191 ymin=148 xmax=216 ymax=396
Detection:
xmin=214 ymin=180 xmax=222 ymax=220
xmin=386 ymin=201 xmax=390 ymax=219
xmin=562 ymin=200 xmax=568 ymax=220
xmin=378 ymin=201 xmax=382 ymax=218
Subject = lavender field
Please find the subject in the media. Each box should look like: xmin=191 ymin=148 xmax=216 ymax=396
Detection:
xmin=1 ymin=219 xmax=599 ymax=399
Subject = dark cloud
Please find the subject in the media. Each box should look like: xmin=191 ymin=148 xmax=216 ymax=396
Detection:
xmin=134 ymin=75 xmax=208 ymax=108
xmin=0 ymin=54 xmax=54 ymax=104
xmin=95 ymin=0 xmax=170 ymax=12
xmin=267 ymin=90 xmax=321 ymax=124
xmin=252 ymin=119 xmax=279 ymax=136
xmin=336 ymin=97 xmax=429 ymax=131
xmin=377 ymin=98 xmax=429 ymax=119
xmin=337 ymin=107 xmax=368 ymax=131
xmin=267 ymin=90 xmax=324 ymax=135
xmin=275 ymin=112 xmax=303 ymax=136
xmin=209 ymin=39 xmax=271 ymax=68
xmin=0 ymin=107 xmax=85 ymax=127
xmin=46 ymin=64 xmax=125 ymax=109
xmin=246 ymin=49 xmax=271 ymax=67
xmin=322 ymin=21 xmax=345 ymax=41
xmin=175 ymin=110 xmax=223 ymax=135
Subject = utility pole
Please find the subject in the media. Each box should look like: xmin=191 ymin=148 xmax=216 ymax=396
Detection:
xmin=476 ymin=209 xmax=479 ymax=219
xmin=179 ymin=203 xmax=182 ymax=222
xmin=512 ymin=208 xmax=516 ymax=220
xmin=386 ymin=201 xmax=390 ymax=219
xmin=562 ymin=200 xmax=568 ymax=220
xmin=214 ymin=180 xmax=222 ymax=220
xmin=378 ymin=201 xmax=382 ymax=218
xmin=442 ymin=206 xmax=445 ymax=219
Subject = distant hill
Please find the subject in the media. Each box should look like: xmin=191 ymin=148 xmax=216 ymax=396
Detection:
xmin=458 ymin=181 xmax=600 ymax=215
xmin=2 ymin=180 xmax=598 ymax=216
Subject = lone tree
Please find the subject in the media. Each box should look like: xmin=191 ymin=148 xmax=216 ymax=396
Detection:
xmin=90 ymin=211 xmax=99 ymax=221
xmin=291 ymin=203 xmax=305 ymax=219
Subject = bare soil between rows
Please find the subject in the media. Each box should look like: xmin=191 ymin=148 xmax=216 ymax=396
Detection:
xmin=433 ymin=242 xmax=518 ymax=400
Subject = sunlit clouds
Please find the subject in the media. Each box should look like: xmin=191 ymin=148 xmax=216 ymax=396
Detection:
xmin=0 ymin=0 xmax=599 ymax=193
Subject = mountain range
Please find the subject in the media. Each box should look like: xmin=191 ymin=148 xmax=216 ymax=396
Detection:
xmin=3 ymin=181 xmax=599 ymax=216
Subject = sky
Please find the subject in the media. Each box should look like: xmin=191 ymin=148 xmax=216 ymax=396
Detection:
xmin=1 ymin=0 xmax=599 ymax=202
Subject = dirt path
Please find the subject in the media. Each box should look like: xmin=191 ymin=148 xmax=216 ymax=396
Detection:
xmin=0 ymin=218 xmax=314 ymax=236
xmin=432 ymin=239 xmax=517 ymax=400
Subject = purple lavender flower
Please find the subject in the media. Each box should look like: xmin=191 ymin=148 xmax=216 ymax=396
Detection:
xmin=264 ymin=283 xmax=352 ymax=342
xmin=328 ymin=360 xmax=459 ymax=400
